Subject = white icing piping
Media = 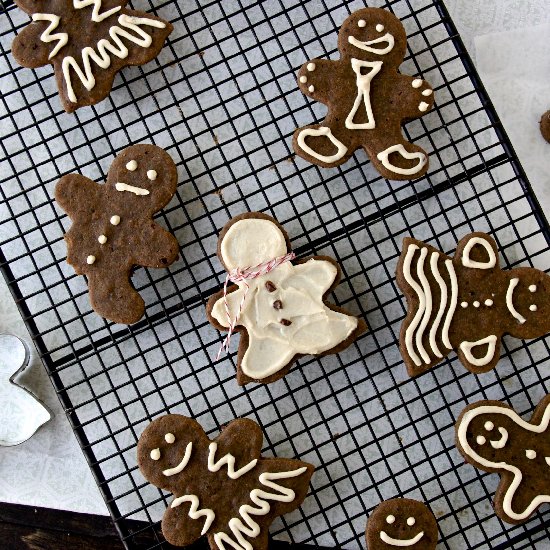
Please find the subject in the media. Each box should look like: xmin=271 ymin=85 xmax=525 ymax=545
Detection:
xmin=546 ymin=457 xmax=550 ymax=467
xmin=213 ymin=467 xmax=308 ymax=550
xmin=348 ymin=33 xmax=395 ymax=55
xmin=62 ymin=15 xmax=166 ymax=103
xmin=462 ymin=236 xmax=496 ymax=269
xmin=459 ymin=335 xmax=497 ymax=368
xmin=208 ymin=442 xmax=258 ymax=479
xmin=345 ymin=59 xmax=383 ymax=130
xmin=415 ymin=247 xmax=432 ymax=364
xmin=171 ymin=494 xmax=215 ymax=535
xmin=379 ymin=531 xmax=424 ymax=547
xmin=115 ymin=182 xmax=150 ymax=195
xmin=428 ymin=252 xmax=446 ymax=359
xmin=441 ymin=259 xmax=458 ymax=350
xmin=376 ymin=144 xmax=427 ymax=176
xmin=73 ymin=0 xmax=121 ymax=22
xmin=32 ymin=14 xmax=68 ymax=59
xmin=490 ymin=427 xmax=508 ymax=449
xmin=162 ymin=441 xmax=192 ymax=477
xmin=506 ymin=278 xmax=526 ymax=324
xmin=457 ymin=403 xmax=550 ymax=521
xmin=296 ymin=127 xmax=348 ymax=164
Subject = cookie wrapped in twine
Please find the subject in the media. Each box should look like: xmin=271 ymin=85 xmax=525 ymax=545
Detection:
xmin=216 ymin=252 xmax=296 ymax=359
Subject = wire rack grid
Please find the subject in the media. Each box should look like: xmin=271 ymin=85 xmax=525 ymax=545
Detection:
xmin=1 ymin=0 xmax=550 ymax=548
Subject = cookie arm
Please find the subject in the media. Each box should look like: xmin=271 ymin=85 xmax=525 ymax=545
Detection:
xmin=297 ymin=59 xmax=338 ymax=106
xmin=132 ymin=225 xmax=179 ymax=268
xmin=395 ymin=74 xmax=435 ymax=121
xmin=289 ymin=258 xmax=339 ymax=294
xmin=55 ymin=174 xmax=100 ymax=218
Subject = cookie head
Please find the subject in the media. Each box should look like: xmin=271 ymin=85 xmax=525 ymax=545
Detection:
xmin=219 ymin=216 xmax=288 ymax=272
xmin=338 ymin=8 xmax=406 ymax=65
xmin=366 ymin=498 xmax=437 ymax=550
xmin=106 ymin=144 xmax=177 ymax=211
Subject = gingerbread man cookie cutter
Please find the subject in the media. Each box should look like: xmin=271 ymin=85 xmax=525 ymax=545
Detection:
xmin=0 ymin=334 xmax=51 ymax=447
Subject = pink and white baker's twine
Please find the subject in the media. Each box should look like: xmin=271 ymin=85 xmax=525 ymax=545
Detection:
xmin=216 ymin=252 xmax=296 ymax=360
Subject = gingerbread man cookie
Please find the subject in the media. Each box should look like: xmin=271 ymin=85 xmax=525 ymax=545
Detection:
xmin=397 ymin=232 xmax=550 ymax=376
xmin=137 ymin=414 xmax=314 ymax=549
xmin=206 ymin=213 xmax=367 ymax=385
xmin=55 ymin=144 xmax=179 ymax=324
xmin=293 ymin=7 xmax=434 ymax=180
xmin=365 ymin=498 xmax=438 ymax=550
xmin=11 ymin=0 xmax=173 ymax=112
xmin=456 ymin=395 xmax=550 ymax=524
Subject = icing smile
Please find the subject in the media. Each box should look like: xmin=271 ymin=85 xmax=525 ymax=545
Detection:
xmin=490 ymin=427 xmax=508 ymax=449
xmin=380 ymin=530 xmax=424 ymax=546
xmin=348 ymin=33 xmax=395 ymax=55
xmin=506 ymin=278 xmax=526 ymax=324
xmin=162 ymin=441 xmax=193 ymax=477
xmin=115 ymin=182 xmax=150 ymax=196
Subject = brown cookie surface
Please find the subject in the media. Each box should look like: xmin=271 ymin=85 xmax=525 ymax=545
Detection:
xmin=293 ymin=7 xmax=434 ymax=180
xmin=455 ymin=395 xmax=550 ymax=524
xmin=397 ymin=232 xmax=550 ymax=377
xmin=206 ymin=212 xmax=367 ymax=385
xmin=366 ymin=498 xmax=438 ymax=550
xmin=540 ymin=110 xmax=550 ymax=143
xmin=137 ymin=414 xmax=314 ymax=548
xmin=55 ymin=143 xmax=179 ymax=324
xmin=12 ymin=0 xmax=173 ymax=112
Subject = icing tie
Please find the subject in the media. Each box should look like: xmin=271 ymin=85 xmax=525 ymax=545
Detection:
xmin=216 ymin=252 xmax=296 ymax=360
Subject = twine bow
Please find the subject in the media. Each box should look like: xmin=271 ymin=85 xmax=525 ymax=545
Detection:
xmin=216 ymin=252 xmax=296 ymax=360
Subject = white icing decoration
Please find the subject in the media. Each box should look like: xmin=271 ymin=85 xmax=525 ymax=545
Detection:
xmin=110 ymin=215 xmax=120 ymax=225
xmin=485 ymin=421 xmax=494 ymax=431
xmin=308 ymin=85 xmax=314 ymax=93
xmin=115 ymin=182 xmax=150 ymax=196
xmin=477 ymin=435 xmax=486 ymax=445
xmin=422 ymin=89 xmax=433 ymax=96
xmin=208 ymin=442 xmax=257 ymax=479
xmin=213 ymin=467 xmax=308 ymax=550
xmin=457 ymin=403 xmax=550 ymax=521
xmin=126 ymin=159 xmax=138 ymax=171
xmin=147 ymin=169 xmax=157 ymax=180
xmin=162 ymin=441 xmax=192 ymax=477
xmin=171 ymin=494 xmax=215 ymax=535
xmin=347 ymin=33 xmax=395 ymax=55
xmin=485 ymin=299 xmax=493 ymax=306
xmin=529 ymin=285 xmax=537 ymax=292
xmin=150 ymin=448 xmax=160 ymax=460
xmin=407 ymin=517 xmax=415 ymax=526
xmin=299 ymin=75 xmax=307 ymax=83
xmin=165 ymin=433 xmax=175 ymax=444
xmin=62 ymin=15 xmax=167 ymax=103
xmin=307 ymin=62 xmax=316 ymax=71
xmin=212 ymin=219 xmax=358 ymax=379
xmin=473 ymin=301 xmax=480 ymax=308
xmin=526 ymin=450 xmax=536 ymax=460
xmin=379 ymin=531 xmax=424 ymax=547
xmin=345 ymin=59 xmax=383 ymax=130
xmin=461 ymin=302 xmax=468 ymax=308
xmin=32 ymin=14 xmax=68 ymax=59
xmin=386 ymin=515 xmax=395 ymax=524
xmin=442 ymin=259 xmax=458 ymax=350
xmin=376 ymin=24 xmax=385 ymax=32
xmin=86 ymin=255 xmax=96 ymax=265
xmin=98 ymin=235 xmax=107 ymax=244
xmin=459 ymin=335 xmax=497 ymax=367
xmin=418 ymin=102 xmax=429 ymax=112
xmin=490 ymin=427 xmax=508 ymax=449
xmin=462 ymin=236 xmax=497 ymax=269
xmin=506 ymin=278 xmax=526 ymax=324
xmin=296 ymin=126 xmax=348 ymax=164
xmin=530 ymin=304 xmax=537 ymax=312
xmin=73 ymin=0 xmax=121 ymax=23
xmin=358 ymin=20 xmax=366 ymax=28
xmin=546 ymin=457 xmax=550 ymax=466
xmin=376 ymin=144 xmax=427 ymax=176
xmin=429 ymin=252 xmax=446 ymax=358
xmin=412 ymin=79 xmax=423 ymax=88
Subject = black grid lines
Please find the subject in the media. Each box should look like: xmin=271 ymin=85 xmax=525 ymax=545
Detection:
xmin=1 ymin=0 xmax=550 ymax=549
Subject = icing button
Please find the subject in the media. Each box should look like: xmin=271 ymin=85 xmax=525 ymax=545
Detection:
xmin=280 ymin=319 xmax=292 ymax=326
xmin=86 ymin=255 xmax=96 ymax=265
xmin=273 ymin=300 xmax=283 ymax=310
xmin=265 ymin=281 xmax=276 ymax=292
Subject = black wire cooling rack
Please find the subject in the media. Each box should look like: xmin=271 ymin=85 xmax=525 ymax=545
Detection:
xmin=1 ymin=0 xmax=550 ymax=549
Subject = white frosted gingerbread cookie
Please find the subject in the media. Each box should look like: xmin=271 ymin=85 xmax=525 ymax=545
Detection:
xmin=207 ymin=213 xmax=367 ymax=385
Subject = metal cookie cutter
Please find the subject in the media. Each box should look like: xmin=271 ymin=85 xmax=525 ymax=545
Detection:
xmin=0 ymin=334 xmax=51 ymax=446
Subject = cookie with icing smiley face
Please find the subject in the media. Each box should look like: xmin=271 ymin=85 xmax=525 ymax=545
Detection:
xmin=137 ymin=414 xmax=314 ymax=549
xmin=55 ymin=144 xmax=179 ymax=324
xmin=366 ymin=498 xmax=438 ymax=549
xmin=293 ymin=7 xmax=434 ymax=179
xmin=456 ymin=396 xmax=550 ymax=524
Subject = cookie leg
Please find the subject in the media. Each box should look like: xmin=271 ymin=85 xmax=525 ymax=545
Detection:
xmin=88 ymin=270 xmax=145 ymax=325
xmin=371 ymin=138 xmax=429 ymax=181
xmin=293 ymin=124 xmax=351 ymax=168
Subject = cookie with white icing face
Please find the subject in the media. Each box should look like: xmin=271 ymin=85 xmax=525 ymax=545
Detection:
xmin=293 ymin=7 xmax=434 ymax=180
xmin=456 ymin=395 xmax=550 ymax=524
xmin=397 ymin=232 xmax=550 ymax=377
xmin=55 ymin=144 xmax=179 ymax=324
xmin=11 ymin=0 xmax=173 ymax=112
xmin=366 ymin=498 xmax=438 ymax=550
xmin=137 ymin=414 xmax=314 ymax=549
xmin=206 ymin=212 xmax=367 ymax=385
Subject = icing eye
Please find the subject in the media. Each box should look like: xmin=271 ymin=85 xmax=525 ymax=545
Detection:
xmin=165 ymin=433 xmax=175 ymax=444
xmin=484 ymin=421 xmax=494 ymax=431
xmin=376 ymin=24 xmax=384 ymax=32
xmin=526 ymin=449 xmax=536 ymax=459
xmin=358 ymin=19 xmax=366 ymax=27
xmin=476 ymin=435 xmax=486 ymax=445
xmin=386 ymin=515 xmax=395 ymax=524
xmin=530 ymin=304 xmax=537 ymax=311
xmin=529 ymin=285 xmax=537 ymax=292
xmin=147 ymin=169 xmax=157 ymax=181
xmin=126 ymin=160 xmax=138 ymax=171
xmin=150 ymin=448 xmax=161 ymax=460
xmin=407 ymin=517 xmax=415 ymax=526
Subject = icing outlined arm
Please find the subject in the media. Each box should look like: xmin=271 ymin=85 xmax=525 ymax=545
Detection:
xmin=296 ymin=59 xmax=338 ymax=105
xmin=395 ymin=74 xmax=435 ymax=119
